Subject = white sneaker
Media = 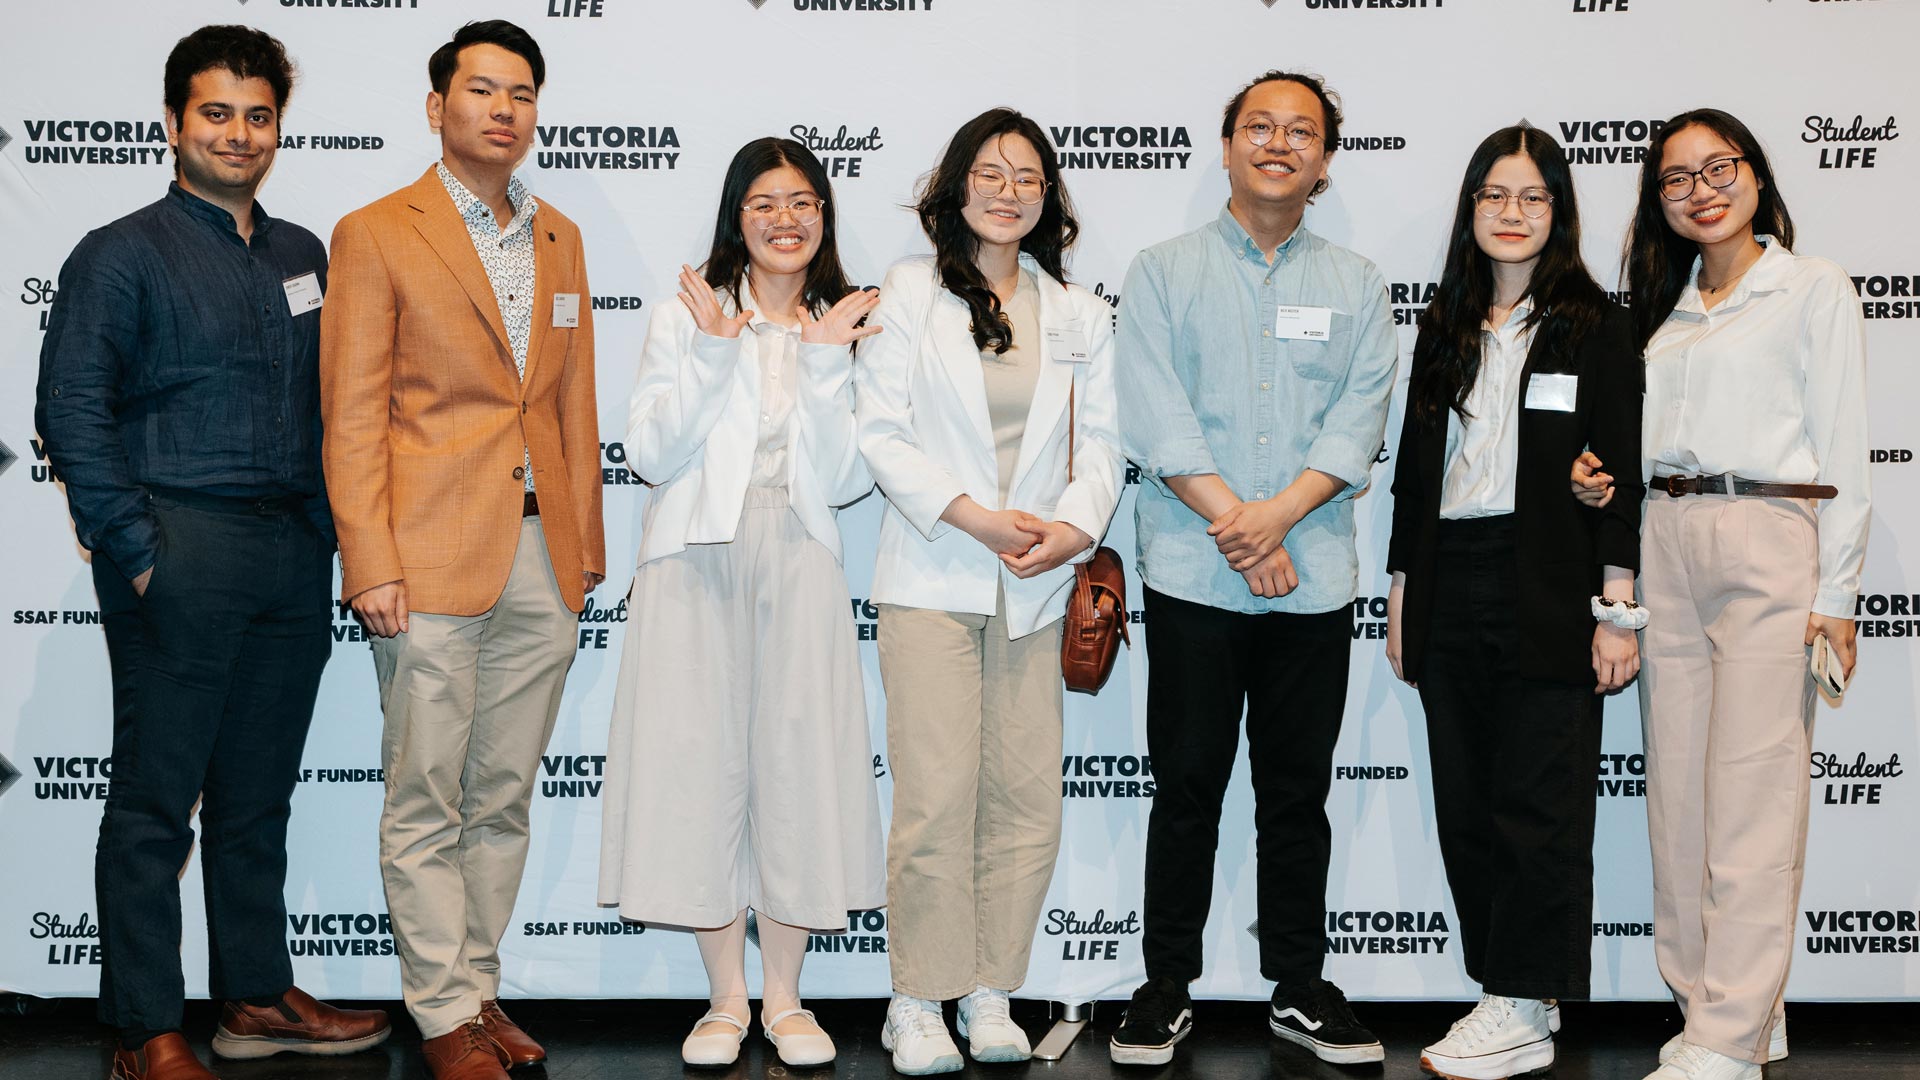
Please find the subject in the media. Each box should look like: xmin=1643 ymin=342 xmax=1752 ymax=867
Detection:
xmin=1420 ymin=995 xmax=1554 ymax=1079
xmin=881 ymin=995 xmax=964 ymax=1075
xmin=1643 ymin=1042 xmax=1762 ymax=1080
xmin=763 ymin=1006 xmax=836 ymax=1067
xmin=1659 ymin=1018 xmax=1787 ymax=1065
xmin=680 ymin=1010 xmax=748 ymax=1068
xmin=957 ymin=986 xmax=1032 ymax=1062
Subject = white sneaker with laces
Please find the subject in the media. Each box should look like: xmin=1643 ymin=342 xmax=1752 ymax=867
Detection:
xmin=956 ymin=986 xmax=1031 ymax=1063
xmin=881 ymin=995 xmax=963 ymax=1075
xmin=1659 ymin=1018 xmax=1787 ymax=1065
xmin=1643 ymin=1042 xmax=1761 ymax=1080
xmin=1419 ymin=995 xmax=1554 ymax=1079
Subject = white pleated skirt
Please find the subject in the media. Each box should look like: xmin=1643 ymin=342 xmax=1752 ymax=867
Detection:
xmin=597 ymin=486 xmax=886 ymax=930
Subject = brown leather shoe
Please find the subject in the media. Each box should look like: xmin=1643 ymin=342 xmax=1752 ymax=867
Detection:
xmin=211 ymin=986 xmax=391 ymax=1059
xmin=110 ymin=1033 xmax=218 ymax=1080
xmin=479 ymin=1000 xmax=546 ymax=1067
xmin=423 ymin=1020 xmax=511 ymax=1080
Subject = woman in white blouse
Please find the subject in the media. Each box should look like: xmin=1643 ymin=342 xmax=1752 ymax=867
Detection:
xmin=1574 ymin=109 xmax=1869 ymax=1080
xmin=597 ymin=137 xmax=886 ymax=1070
xmin=855 ymin=107 xmax=1122 ymax=1075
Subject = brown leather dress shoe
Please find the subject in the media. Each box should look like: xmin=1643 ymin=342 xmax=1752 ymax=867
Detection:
xmin=480 ymin=1000 xmax=546 ymax=1067
xmin=110 ymin=1033 xmax=218 ymax=1080
xmin=211 ymin=986 xmax=391 ymax=1059
xmin=423 ymin=1020 xmax=511 ymax=1080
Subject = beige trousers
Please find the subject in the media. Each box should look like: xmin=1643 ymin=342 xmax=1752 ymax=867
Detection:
xmin=1639 ymin=494 xmax=1819 ymax=1065
xmin=371 ymin=518 xmax=579 ymax=1038
xmin=877 ymin=599 xmax=1065 ymax=1000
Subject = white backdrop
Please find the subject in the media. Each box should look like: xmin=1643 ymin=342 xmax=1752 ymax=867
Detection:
xmin=3 ymin=0 xmax=1917 ymax=1008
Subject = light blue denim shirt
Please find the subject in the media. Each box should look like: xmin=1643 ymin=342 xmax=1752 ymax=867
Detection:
xmin=1117 ymin=204 xmax=1396 ymax=615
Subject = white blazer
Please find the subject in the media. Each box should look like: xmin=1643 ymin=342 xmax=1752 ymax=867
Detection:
xmin=626 ymin=287 xmax=870 ymax=567
xmin=855 ymin=255 xmax=1123 ymax=640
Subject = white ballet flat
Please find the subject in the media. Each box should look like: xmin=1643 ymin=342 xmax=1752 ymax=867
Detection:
xmin=681 ymin=1010 xmax=749 ymax=1068
xmin=764 ymin=1007 xmax=836 ymax=1067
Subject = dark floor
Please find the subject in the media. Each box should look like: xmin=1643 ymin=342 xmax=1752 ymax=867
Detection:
xmin=3 ymin=998 xmax=1917 ymax=1080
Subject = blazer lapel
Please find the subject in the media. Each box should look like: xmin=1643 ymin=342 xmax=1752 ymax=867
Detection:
xmin=405 ymin=168 xmax=512 ymax=364
xmin=524 ymin=220 xmax=558 ymax=390
xmin=932 ymin=291 xmax=996 ymax=451
xmin=1007 ymin=274 xmax=1077 ymax=494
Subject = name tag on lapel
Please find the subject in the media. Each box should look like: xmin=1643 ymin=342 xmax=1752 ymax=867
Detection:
xmin=552 ymin=293 xmax=580 ymax=329
xmin=1044 ymin=326 xmax=1090 ymax=363
xmin=1274 ymin=305 xmax=1333 ymax=341
xmin=281 ymin=272 xmax=323 ymax=315
xmin=1525 ymin=372 xmax=1578 ymax=412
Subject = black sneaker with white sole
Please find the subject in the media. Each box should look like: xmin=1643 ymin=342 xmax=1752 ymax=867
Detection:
xmin=1109 ymin=977 xmax=1194 ymax=1066
xmin=1268 ymin=978 xmax=1385 ymax=1064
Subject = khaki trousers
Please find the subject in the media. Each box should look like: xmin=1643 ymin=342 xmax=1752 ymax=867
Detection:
xmin=877 ymin=599 xmax=1064 ymax=1000
xmin=1638 ymin=494 xmax=1818 ymax=1065
xmin=371 ymin=518 xmax=578 ymax=1038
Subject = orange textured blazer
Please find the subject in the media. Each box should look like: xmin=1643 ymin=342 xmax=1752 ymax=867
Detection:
xmin=320 ymin=167 xmax=605 ymax=616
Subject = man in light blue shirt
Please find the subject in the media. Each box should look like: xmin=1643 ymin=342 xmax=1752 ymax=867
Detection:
xmin=1107 ymin=70 xmax=1395 ymax=1069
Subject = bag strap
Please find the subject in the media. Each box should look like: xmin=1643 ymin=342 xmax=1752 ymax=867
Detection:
xmin=1067 ymin=379 xmax=1076 ymax=485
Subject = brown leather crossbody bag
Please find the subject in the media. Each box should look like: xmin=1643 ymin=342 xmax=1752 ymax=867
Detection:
xmin=1059 ymin=381 xmax=1129 ymax=694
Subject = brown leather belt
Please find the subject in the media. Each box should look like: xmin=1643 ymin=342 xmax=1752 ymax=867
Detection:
xmin=522 ymin=492 xmax=539 ymax=517
xmin=1656 ymin=473 xmax=1838 ymax=500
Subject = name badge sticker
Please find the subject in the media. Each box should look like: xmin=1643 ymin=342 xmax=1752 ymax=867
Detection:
xmin=281 ymin=272 xmax=323 ymax=315
xmin=1274 ymin=305 xmax=1333 ymax=342
xmin=552 ymin=292 xmax=581 ymax=329
xmin=1525 ymin=372 xmax=1579 ymax=413
xmin=1044 ymin=326 xmax=1091 ymax=363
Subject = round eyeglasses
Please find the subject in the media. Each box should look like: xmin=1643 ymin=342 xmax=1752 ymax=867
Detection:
xmin=970 ymin=168 xmax=1049 ymax=205
xmin=1659 ymin=156 xmax=1745 ymax=202
xmin=1473 ymin=187 xmax=1554 ymax=219
xmin=741 ymin=197 xmax=824 ymax=230
xmin=1236 ymin=119 xmax=1320 ymax=151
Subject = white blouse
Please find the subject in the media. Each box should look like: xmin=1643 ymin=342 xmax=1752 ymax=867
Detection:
xmin=1642 ymin=237 xmax=1870 ymax=618
xmin=1440 ymin=302 xmax=1537 ymax=520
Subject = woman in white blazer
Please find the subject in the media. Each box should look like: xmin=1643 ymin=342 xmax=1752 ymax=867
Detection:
xmin=597 ymin=137 xmax=886 ymax=1070
xmin=855 ymin=108 xmax=1123 ymax=1075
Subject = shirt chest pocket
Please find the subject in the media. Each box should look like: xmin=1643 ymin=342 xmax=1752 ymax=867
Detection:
xmin=1285 ymin=311 xmax=1354 ymax=382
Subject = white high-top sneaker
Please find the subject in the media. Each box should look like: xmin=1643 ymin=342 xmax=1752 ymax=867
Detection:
xmin=1643 ymin=1042 xmax=1761 ymax=1080
xmin=1659 ymin=1018 xmax=1788 ymax=1064
xmin=880 ymin=995 xmax=963 ymax=1075
xmin=956 ymin=986 xmax=1031 ymax=1062
xmin=1419 ymin=995 xmax=1554 ymax=1079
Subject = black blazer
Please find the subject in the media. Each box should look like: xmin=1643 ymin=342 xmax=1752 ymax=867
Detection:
xmin=1386 ymin=303 xmax=1644 ymax=686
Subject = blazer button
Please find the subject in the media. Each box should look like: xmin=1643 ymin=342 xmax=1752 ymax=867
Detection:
xmin=513 ymin=466 xmax=526 ymax=480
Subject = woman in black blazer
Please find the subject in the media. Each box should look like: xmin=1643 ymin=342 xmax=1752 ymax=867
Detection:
xmin=1384 ymin=125 xmax=1643 ymax=1080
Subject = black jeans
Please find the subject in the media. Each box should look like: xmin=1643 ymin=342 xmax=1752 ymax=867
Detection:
xmin=92 ymin=490 xmax=332 ymax=1033
xmin=1140 ymin=586 xmax=1351 ymax=988
xmin=1417 ymin=515 xmax=1602 ymax=1001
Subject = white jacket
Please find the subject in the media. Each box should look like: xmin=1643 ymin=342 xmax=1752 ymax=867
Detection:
xmin=626 ymin=287 xmax=870 ymax=567
xmin=855 ymin=255 xmax=1123 ymax=639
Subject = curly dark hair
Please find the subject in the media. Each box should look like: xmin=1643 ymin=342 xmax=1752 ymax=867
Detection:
xmin=163 ymin=25 xmax=296 ymax=122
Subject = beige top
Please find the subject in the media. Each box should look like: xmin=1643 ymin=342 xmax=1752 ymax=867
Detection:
xmin=981 ymin=271 xmax=1042 ymax=503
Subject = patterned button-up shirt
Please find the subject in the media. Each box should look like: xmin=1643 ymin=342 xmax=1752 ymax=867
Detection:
xmin=438 ymin=162 xmax=539 ymax=492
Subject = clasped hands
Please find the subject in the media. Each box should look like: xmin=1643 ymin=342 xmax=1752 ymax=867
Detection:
xmin=1211 ymin=497 xmax=1300 ymax=599
xmin=951 ymin=499 xmax=1092 ymax=579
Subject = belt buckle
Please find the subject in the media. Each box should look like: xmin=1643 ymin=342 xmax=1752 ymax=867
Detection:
xmin=1664 ymin=474 xmax=1685 ymax=498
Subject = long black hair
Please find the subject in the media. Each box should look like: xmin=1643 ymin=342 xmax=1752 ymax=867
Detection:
xmin=1408 ymin=124 xmax=1608 ymax=425
xmin=914 ymin=108 xmax=1079 ymax=354
xmin=1624 ymin=108 xmax=1794 ymax=351
xmin=701 ymin=137 xmax=854 ymax=316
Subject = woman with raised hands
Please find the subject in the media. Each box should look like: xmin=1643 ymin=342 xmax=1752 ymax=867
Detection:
xmin=597 ymin=136 xmax=886 ymax=1071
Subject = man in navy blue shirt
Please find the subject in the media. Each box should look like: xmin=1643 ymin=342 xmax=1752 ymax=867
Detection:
xmin=35 ymin=25 xmax=389 ymax=1080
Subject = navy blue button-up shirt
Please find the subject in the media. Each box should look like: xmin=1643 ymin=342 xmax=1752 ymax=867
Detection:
xmin=35 ymin=183 xmax=331 ymax=579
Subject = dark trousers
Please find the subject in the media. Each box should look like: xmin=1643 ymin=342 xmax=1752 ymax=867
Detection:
xmin=1140 ymin=586 xmax=1351 ymax=987
xmin=92 ymin=490 xmax=332 ymax=1033
xmin=1417 ymin=515 xmax=1602 ymax=1001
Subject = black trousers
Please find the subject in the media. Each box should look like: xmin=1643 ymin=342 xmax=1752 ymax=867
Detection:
xmin=1417 ymin=515 xmax=1602 ymax=1001
xmin=92 ymin=490 xmax=332 ymax=1033
xmin=1140 ymin=586 xmax=1351 ymax=987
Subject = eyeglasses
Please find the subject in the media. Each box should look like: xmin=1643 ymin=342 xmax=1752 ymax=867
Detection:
xmin=740 ymin=197 xmax=824 ymax=230
xmin=1236 ymin=119 xmax=1320 ymax=151
xmin=1473 ymin=187 xmax=1554 ymax=219
xmin=970 ymin=168 xmax=1049 ymax=205
xmin=1659 ymin=156 xmax=1745 ymax=202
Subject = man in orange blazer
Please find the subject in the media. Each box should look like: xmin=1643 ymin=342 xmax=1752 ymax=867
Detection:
xmin=319 ymin=20 xmax=603 ymax=1080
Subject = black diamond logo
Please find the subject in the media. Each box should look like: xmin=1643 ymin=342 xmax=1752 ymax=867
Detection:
xmin=0 ymin=752 xmax=19 ymax=800
xmin=0 ymin=439 xmax=16 ymax=480
xmin=749 ymin=0 xmax=768 ymax=7
xmin=0 ymin=126 xmax=12 ymax=154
